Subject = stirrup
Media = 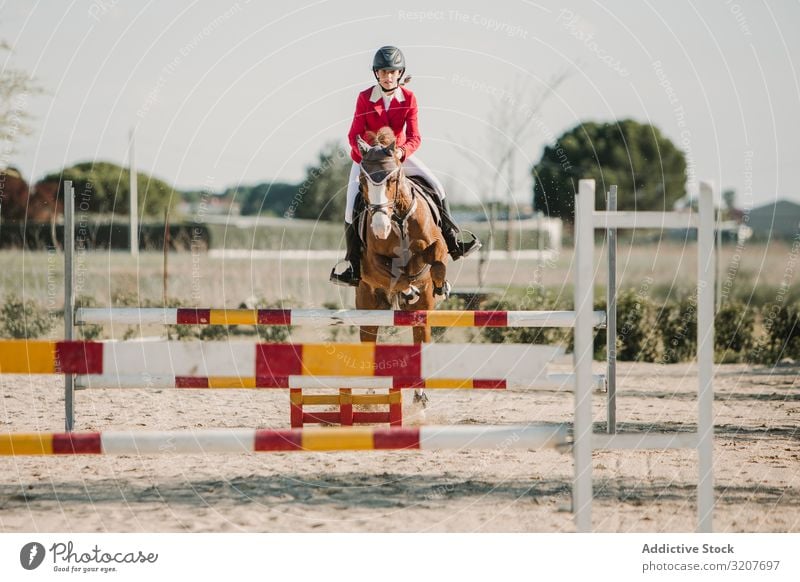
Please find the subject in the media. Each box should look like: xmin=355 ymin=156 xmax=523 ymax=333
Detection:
xmin=449 ymin=231 xmax=482 ymax=260
xmin=329 ymin=261 xmax=360 ymax=287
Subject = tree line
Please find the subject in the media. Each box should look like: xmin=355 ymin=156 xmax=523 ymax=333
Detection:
xmin=1 ymin=118 xmax=687 ymax=224
xmin=232 ymin=119 xmax=689 ymax=224
xmin=1 ymin=162 xmax=177 ymax=221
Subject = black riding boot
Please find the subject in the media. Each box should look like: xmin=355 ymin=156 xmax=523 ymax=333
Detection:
xmin=329 ymin=221 xmax=362 ymax=287
xmin=439 ymin=197 xmax=482 ymax=260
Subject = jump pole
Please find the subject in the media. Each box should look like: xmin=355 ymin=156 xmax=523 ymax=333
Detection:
xmin=73 ymin=373 xmax=606 ymax=391
xmin=0 ymin=425 xmax=569 ymax=455
xmin=64 ymin=180 xmax=75 ymax=432
xmin=74 ymin=308 xmax=607 ymax=328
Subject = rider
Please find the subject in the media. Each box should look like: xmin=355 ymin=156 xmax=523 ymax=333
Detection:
xmin=330 ymin=45 xmax=481 ymax=287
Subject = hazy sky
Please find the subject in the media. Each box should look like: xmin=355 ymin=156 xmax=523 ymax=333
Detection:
xmin=1 ymin=0 xmax=798 ymax=207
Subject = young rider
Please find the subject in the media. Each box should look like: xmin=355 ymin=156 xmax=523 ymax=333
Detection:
xmin=330 ymin=45 xmax=481 ymax=287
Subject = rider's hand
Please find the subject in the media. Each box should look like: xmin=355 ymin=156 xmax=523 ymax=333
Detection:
xmin=398 ymin=147 xmax=405 ymax=161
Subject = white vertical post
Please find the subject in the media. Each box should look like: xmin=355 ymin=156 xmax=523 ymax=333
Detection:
xmin=573 ymin=179 xmax=595 ymax=531
xmin=606 ymin=185 xmax=617 ymax=434
xmin=129 ymin=127 xmax=139 ymax=256
xmin=537 ymin=212 xmax=544 ymax=291
xmin=697 ymin=181 xmax=715 ymax=532
xmin=552 ymin=219 xmax=562 ymax=254
xmin=716 ymin=206 xmax=723 ymax=311
xmin=64 ymin=180 xmax=75 ymax=431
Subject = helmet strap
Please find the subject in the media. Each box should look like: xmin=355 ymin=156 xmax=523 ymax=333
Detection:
xmin=373 ymin=69 xmax=405 ymax=93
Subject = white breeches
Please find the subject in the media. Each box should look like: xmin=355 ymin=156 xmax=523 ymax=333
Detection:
xmin=344 ymin=156 xmax=446 ymax=224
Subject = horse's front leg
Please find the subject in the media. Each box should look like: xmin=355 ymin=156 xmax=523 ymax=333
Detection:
xmin=424 ymin=239 xmax=450 ymax=299
xmin=359 ymin=325 xmax=379 ymax=343
xmin=356 ymin=284 xmax=383 ymax=344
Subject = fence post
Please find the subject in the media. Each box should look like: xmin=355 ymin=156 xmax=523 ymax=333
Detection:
xmin=64 ymin=180 xmax=75 ymax=431
xmin=697 ymin=181 xmax=715 ymax=532
xmin=573 ymin=179 xmax=595 ymax=531
xmin=606 ymin=185 xmax=617 ymax=434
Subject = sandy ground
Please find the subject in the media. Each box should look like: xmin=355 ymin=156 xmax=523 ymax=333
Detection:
xmin=0 ymin=359 xmax=798 ymax=533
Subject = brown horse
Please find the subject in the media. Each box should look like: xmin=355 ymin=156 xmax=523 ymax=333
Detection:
xmin=355 ymin=127 xmax=450 ymax=406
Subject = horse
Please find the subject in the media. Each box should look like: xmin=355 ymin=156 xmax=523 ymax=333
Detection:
xmin=354 ymin=126 xmax=451 ymax=406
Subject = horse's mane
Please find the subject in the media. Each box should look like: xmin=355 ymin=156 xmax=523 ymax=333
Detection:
xmin=366 ymin=126 xmax=396 ymax=148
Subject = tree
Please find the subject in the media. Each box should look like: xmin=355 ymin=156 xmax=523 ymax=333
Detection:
xmin=484 ymin=71 xmax=570 ymax=208
xmin=532 ymin=119 xmax=687 ymax=222
xmin=291 ymin=142 xmax=351 ymax=222
xmin=451 ymin=70 xmax=570 ymax=286
xmin=236 ymin=182 xmax=299 ymax=216
xmin=1 ymin=41 xmax=44 ymax=219
xmin=722 ymin=189 xmax=736 ymax=211
xmin=40 ymin=161 xmax=177 ymax=217
xmin=1 ymin=41 xmax=43 ymax=156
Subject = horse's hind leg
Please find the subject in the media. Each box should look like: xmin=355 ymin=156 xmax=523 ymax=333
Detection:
xmin=412 ymin=323 xmax=431 ymax=407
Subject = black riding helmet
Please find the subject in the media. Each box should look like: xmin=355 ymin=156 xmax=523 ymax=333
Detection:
xmin=372 ymin=46 xmax=405 ymax=91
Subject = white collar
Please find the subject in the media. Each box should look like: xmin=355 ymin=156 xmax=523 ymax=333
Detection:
xmin=369 ymin=84 xmax=405 ymax=103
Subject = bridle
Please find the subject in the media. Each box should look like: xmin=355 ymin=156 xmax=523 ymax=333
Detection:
xmin=360 ymin=162 xmax=403 ymax=218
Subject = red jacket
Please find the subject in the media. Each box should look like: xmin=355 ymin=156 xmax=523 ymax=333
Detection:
xmin=347 ymin=85 xmax=421 ymax=163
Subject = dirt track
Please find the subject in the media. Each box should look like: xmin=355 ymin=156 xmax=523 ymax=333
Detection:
xmin=1 ymin=360 xmax=798 ymax=532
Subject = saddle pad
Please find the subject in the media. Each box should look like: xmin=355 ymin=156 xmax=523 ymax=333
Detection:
xmin=407 ymin=175 xmax=442 ymax=226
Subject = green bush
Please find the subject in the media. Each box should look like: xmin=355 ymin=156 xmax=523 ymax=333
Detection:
xmin=480 ymin=291 xmax=567 ymax=346
xmin=198 ymin=325 xmax=230 ymax=340
xmin=715 ymin=302 xmax=756 ymax=363
xmin=75 ymin=295 xmax=103 ymax=340
xmin=0 ymin=294 xmax=55 ymax=338
xmin=593 ymin=297 xmax=607 ymax=359
xmin=253 ymin=297 xmax=294 ymax=343
xmin=657 ymin=295 xmax=698 ymax=363
xmin=615 ymin=288 xmax=661 ymax=361
xmin=751 ymin=301 xmax=800 ymax=364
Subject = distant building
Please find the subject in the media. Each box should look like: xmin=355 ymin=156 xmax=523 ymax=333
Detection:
xmin=746 ymin=200 xmax=800 ymax=240
xmin=177 ymin=194 xmax=241 ymax=218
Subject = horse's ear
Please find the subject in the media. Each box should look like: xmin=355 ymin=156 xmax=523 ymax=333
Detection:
xmin=357 ymin=136 xmax=370 ymax=156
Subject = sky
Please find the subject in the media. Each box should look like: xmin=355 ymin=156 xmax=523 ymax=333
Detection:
xmin=1 ymin=0 xmax=799 ymax=208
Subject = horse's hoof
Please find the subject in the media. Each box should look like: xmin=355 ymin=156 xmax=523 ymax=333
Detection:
xmin=413 ymin=390 xmax=429 ymax=408
xmin=434 ymin=281 xmax=451 ymax=299
xmin=401 ymin=285 xmax=421 ymax=305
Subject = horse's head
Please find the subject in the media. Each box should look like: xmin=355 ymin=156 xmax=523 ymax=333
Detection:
xmin=357 ymin=127 xmax=403 ymax=239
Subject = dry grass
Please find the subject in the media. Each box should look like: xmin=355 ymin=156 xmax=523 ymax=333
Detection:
xmin=0 ymin=239 xmax=796 ymax=321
